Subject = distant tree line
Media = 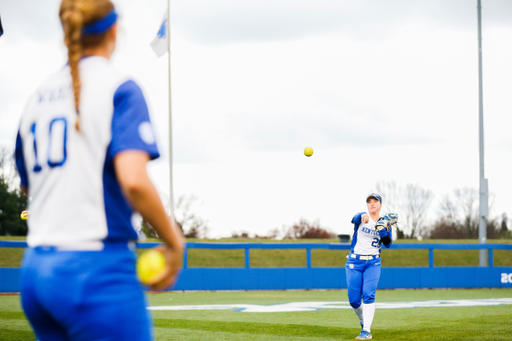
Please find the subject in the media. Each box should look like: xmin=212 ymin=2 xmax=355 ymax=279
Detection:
xmin=141 ymin=194 xmax=211 ymax=239
xmin=429 ymin=187 xmax=509 ymax=239
xmin=0 ymin=147 xmax=28 ymax=236
xmin=231 ymin=218 xmax=336 ymax=240
xmin=173 ymin=194 xmax=210 ymax=238
xmin=374 ymin=180 xmax=511 ymax=240
xmin=1 ymin=142 xmax=510 ymax=240
xmin=233 ymin=181 xmax=511 ymax=241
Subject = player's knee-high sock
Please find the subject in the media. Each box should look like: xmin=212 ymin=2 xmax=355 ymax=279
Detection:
xmin=362 ymin=303 xmax=375 ymax=332
xmin=352 ymin=305 xmax=364 ymax=326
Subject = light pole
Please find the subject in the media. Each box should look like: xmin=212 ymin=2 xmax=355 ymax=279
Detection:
xmin=477 ymin=0 xmax=488 ymax=267
xmin=167 ymin=1 xmax=174 ymax=216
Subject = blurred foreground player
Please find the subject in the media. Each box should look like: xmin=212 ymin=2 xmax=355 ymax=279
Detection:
xmin=345 ymin=193 xmax=397 ymax=340
xmin=14 ymin=0 xmax=183 ymax=340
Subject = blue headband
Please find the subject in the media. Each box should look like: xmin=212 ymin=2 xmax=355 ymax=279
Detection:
xmin=82 ymin=9 xmax=117 ymax=35
xmin=366 ymin=193 xmax=382 ymax=203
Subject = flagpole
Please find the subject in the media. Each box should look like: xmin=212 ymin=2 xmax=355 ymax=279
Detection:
xmin=167 ymin=0 xmax=174 ymax=216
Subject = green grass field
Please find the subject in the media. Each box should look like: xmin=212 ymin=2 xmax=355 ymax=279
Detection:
xmin=2 ymin=237 xmax=511 ymax=339
xmin=1 ymin=289 xmax=512 ymax=340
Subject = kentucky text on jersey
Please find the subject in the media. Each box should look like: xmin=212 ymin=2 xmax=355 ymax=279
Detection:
xmin=360 ymin=226 xmax=379 ymax=237
xmin=350 ymin=212 xmax=393 ymax=255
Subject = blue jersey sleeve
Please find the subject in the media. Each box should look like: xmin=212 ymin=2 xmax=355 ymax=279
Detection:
xmin=15 ymin=130 xmax=29 ymax=188
xmin=379 ymin=226 xmax=393 ymax=248
xmin=351 ymin=212 xmax=365 ymax=224
xmin=349 ymin=212 xmax=366 ymax=251
xmin=110 ymin=80 xmax=160 ymax=160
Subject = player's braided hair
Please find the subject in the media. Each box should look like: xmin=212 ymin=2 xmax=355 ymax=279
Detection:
xmin=59 ymin=0 xmax=114 ymax=131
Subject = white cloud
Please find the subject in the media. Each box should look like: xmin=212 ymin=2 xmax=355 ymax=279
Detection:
xmin=169 ymin=0 xmax=512 ymax=45
xmin=1 ymin=0 xmax=511 ymax=237
xmin=0 ymin=0 xmax=61 ymax=42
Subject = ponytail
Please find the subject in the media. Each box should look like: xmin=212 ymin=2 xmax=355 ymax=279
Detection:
xmin=60 ymin=3 xmax=83 ymax=131
xmin=59 ymin=0 xmax=114 ymax=132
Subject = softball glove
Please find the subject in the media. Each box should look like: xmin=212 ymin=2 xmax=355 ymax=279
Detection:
xmin=375 ymin=213 xmax=399 ymax=231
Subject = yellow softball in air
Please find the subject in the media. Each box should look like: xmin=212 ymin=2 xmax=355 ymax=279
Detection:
xmin=136 ymin=249 xmax=166 ymax=285
xmin=304 ymin=147 xmax=314 ymax=157
xmin=20 ymin=211 xmax=29 ymax=220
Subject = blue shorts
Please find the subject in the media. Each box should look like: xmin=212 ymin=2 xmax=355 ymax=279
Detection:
xmin=20 ymin=245 xmax=152 ymax=341
xmin=345 ymin=255 xmax=381 ymax=308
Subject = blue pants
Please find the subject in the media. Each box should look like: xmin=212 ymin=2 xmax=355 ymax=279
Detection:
xmin=21 ymin=246 xmax=152 ymax=341
xmin=345 ymin=256 xmax=381 ymax=308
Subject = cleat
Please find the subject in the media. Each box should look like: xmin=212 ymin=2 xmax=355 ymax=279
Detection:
xmin=355 ymin=330 xmax=372 ymax=340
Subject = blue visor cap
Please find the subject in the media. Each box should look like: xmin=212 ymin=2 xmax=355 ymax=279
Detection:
xmin=366 ymin=193 xmax=382 ymax=203
xmin=82 ymin=9 xmax=118 ymax=35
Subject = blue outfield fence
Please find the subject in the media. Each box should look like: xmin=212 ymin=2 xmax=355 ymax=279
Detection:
xmin=1 ymin=241 xmax=512 ymax=292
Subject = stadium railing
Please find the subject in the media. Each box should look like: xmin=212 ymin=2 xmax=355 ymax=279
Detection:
xmin=1 ymin=241 xmax=512 ymax=292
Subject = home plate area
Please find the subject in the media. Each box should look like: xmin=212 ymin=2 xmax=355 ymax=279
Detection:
xmin=148 ymin=298 xmax=512 ymax=313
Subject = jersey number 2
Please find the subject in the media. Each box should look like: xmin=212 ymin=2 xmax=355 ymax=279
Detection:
xmin=371 ymin=238 xmax=380 ymax=248
xmin=30 ymin=118 xmax=68 ymax=172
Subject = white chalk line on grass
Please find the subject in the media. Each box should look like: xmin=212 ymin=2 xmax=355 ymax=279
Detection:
xmin=148 ymin=298 xmax=512 ymax=313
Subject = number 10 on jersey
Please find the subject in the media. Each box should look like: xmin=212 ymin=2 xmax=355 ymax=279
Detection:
xmin=30 ymin=117 xmax=68 ymax=173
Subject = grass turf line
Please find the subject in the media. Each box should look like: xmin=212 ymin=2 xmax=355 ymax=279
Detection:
xmin=2 ymin=289 xmax=512 ymax=340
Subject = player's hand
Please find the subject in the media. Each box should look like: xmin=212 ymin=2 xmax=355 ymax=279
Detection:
xmin=375 ymin=213 xmax=399 ymax=232
xmin=362 ymin=214 xmax=369 ymax=224
xmin=146 ymin=245 xmax=182 ymax=291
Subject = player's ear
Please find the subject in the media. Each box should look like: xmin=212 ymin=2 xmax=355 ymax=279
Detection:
xmin=109 ymin=23 xmax=117 ymax=41
xmin=104 ymin=24 xmax=117 ymax=57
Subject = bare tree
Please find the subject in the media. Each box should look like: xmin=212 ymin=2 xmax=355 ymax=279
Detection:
xmin=231 ymin=231 xmax=251 ymax=238
xmin=283 ymin=218 xmax=335 ymax=239
xmin=403 ymin=184 xmax=435 ymax=238
xmin=0 ymin=146 xmax=29 ymax=236
xmin=500 ymin=213 xmax=509 ymax=234
xmin=140 ymin=217 xmax=158 ymax=239
xmin=375 ymin=180 xmax=400 ymax=213
xmin=173 ymin=194 xmax=210 ymax=239
xmin=430 ymin=187 xmax=504 ymax=239
xmin=138 ymin=194 xmax=210 ymax=239
xmin=263 ymin=227 xmax=280 ymax=239
xmin=232 ymin=228 xmax=283 ymax=239
xmin=438 ymin=194 xmax=458 ymax=222
xmin=453 ymin=187 xmax=479 ymax=237
xmin=0 ymin=146 xmax=19 ymax=190
xmin=375 ymin=180 xmax=434 ymax=238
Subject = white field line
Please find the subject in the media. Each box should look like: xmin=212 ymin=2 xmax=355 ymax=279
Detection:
xmin=148 ymin=298 xmax=512 ymax=313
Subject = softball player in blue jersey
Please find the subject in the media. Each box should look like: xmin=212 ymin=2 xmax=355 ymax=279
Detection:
xmin=14 ymin=1 xmax=183 ymax=340
xmin=346 ymin=193 xmax=396 ymax=340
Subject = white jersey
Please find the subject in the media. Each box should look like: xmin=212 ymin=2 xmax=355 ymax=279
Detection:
xmin=15 ymin=56 xmax=159 ymax=247
xmin=350 ymin=212 xmax=382 ymax=255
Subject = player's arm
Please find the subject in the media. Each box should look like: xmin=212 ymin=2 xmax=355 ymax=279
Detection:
xmin=351 ymin=212 xmax=368 ymax=224
xmin=375 ymin=213 xmax=397 ymax=248
xmin=114 ymin=150 xmax=184 ymax=290
xmin=376 ymin=224 xmax=392 ymax=247
xmin=379 ymin=227 xmax=392 ymax=248
xmin=15 ymin=130 xmax=29 ymax=196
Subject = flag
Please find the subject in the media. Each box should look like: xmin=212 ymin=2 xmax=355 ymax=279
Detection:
xmin=150 ymin=11 xmax=168 ymax=57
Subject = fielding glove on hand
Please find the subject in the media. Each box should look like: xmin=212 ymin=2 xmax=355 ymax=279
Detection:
xmin=375 ymin=213 xmax=399 ymax=231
